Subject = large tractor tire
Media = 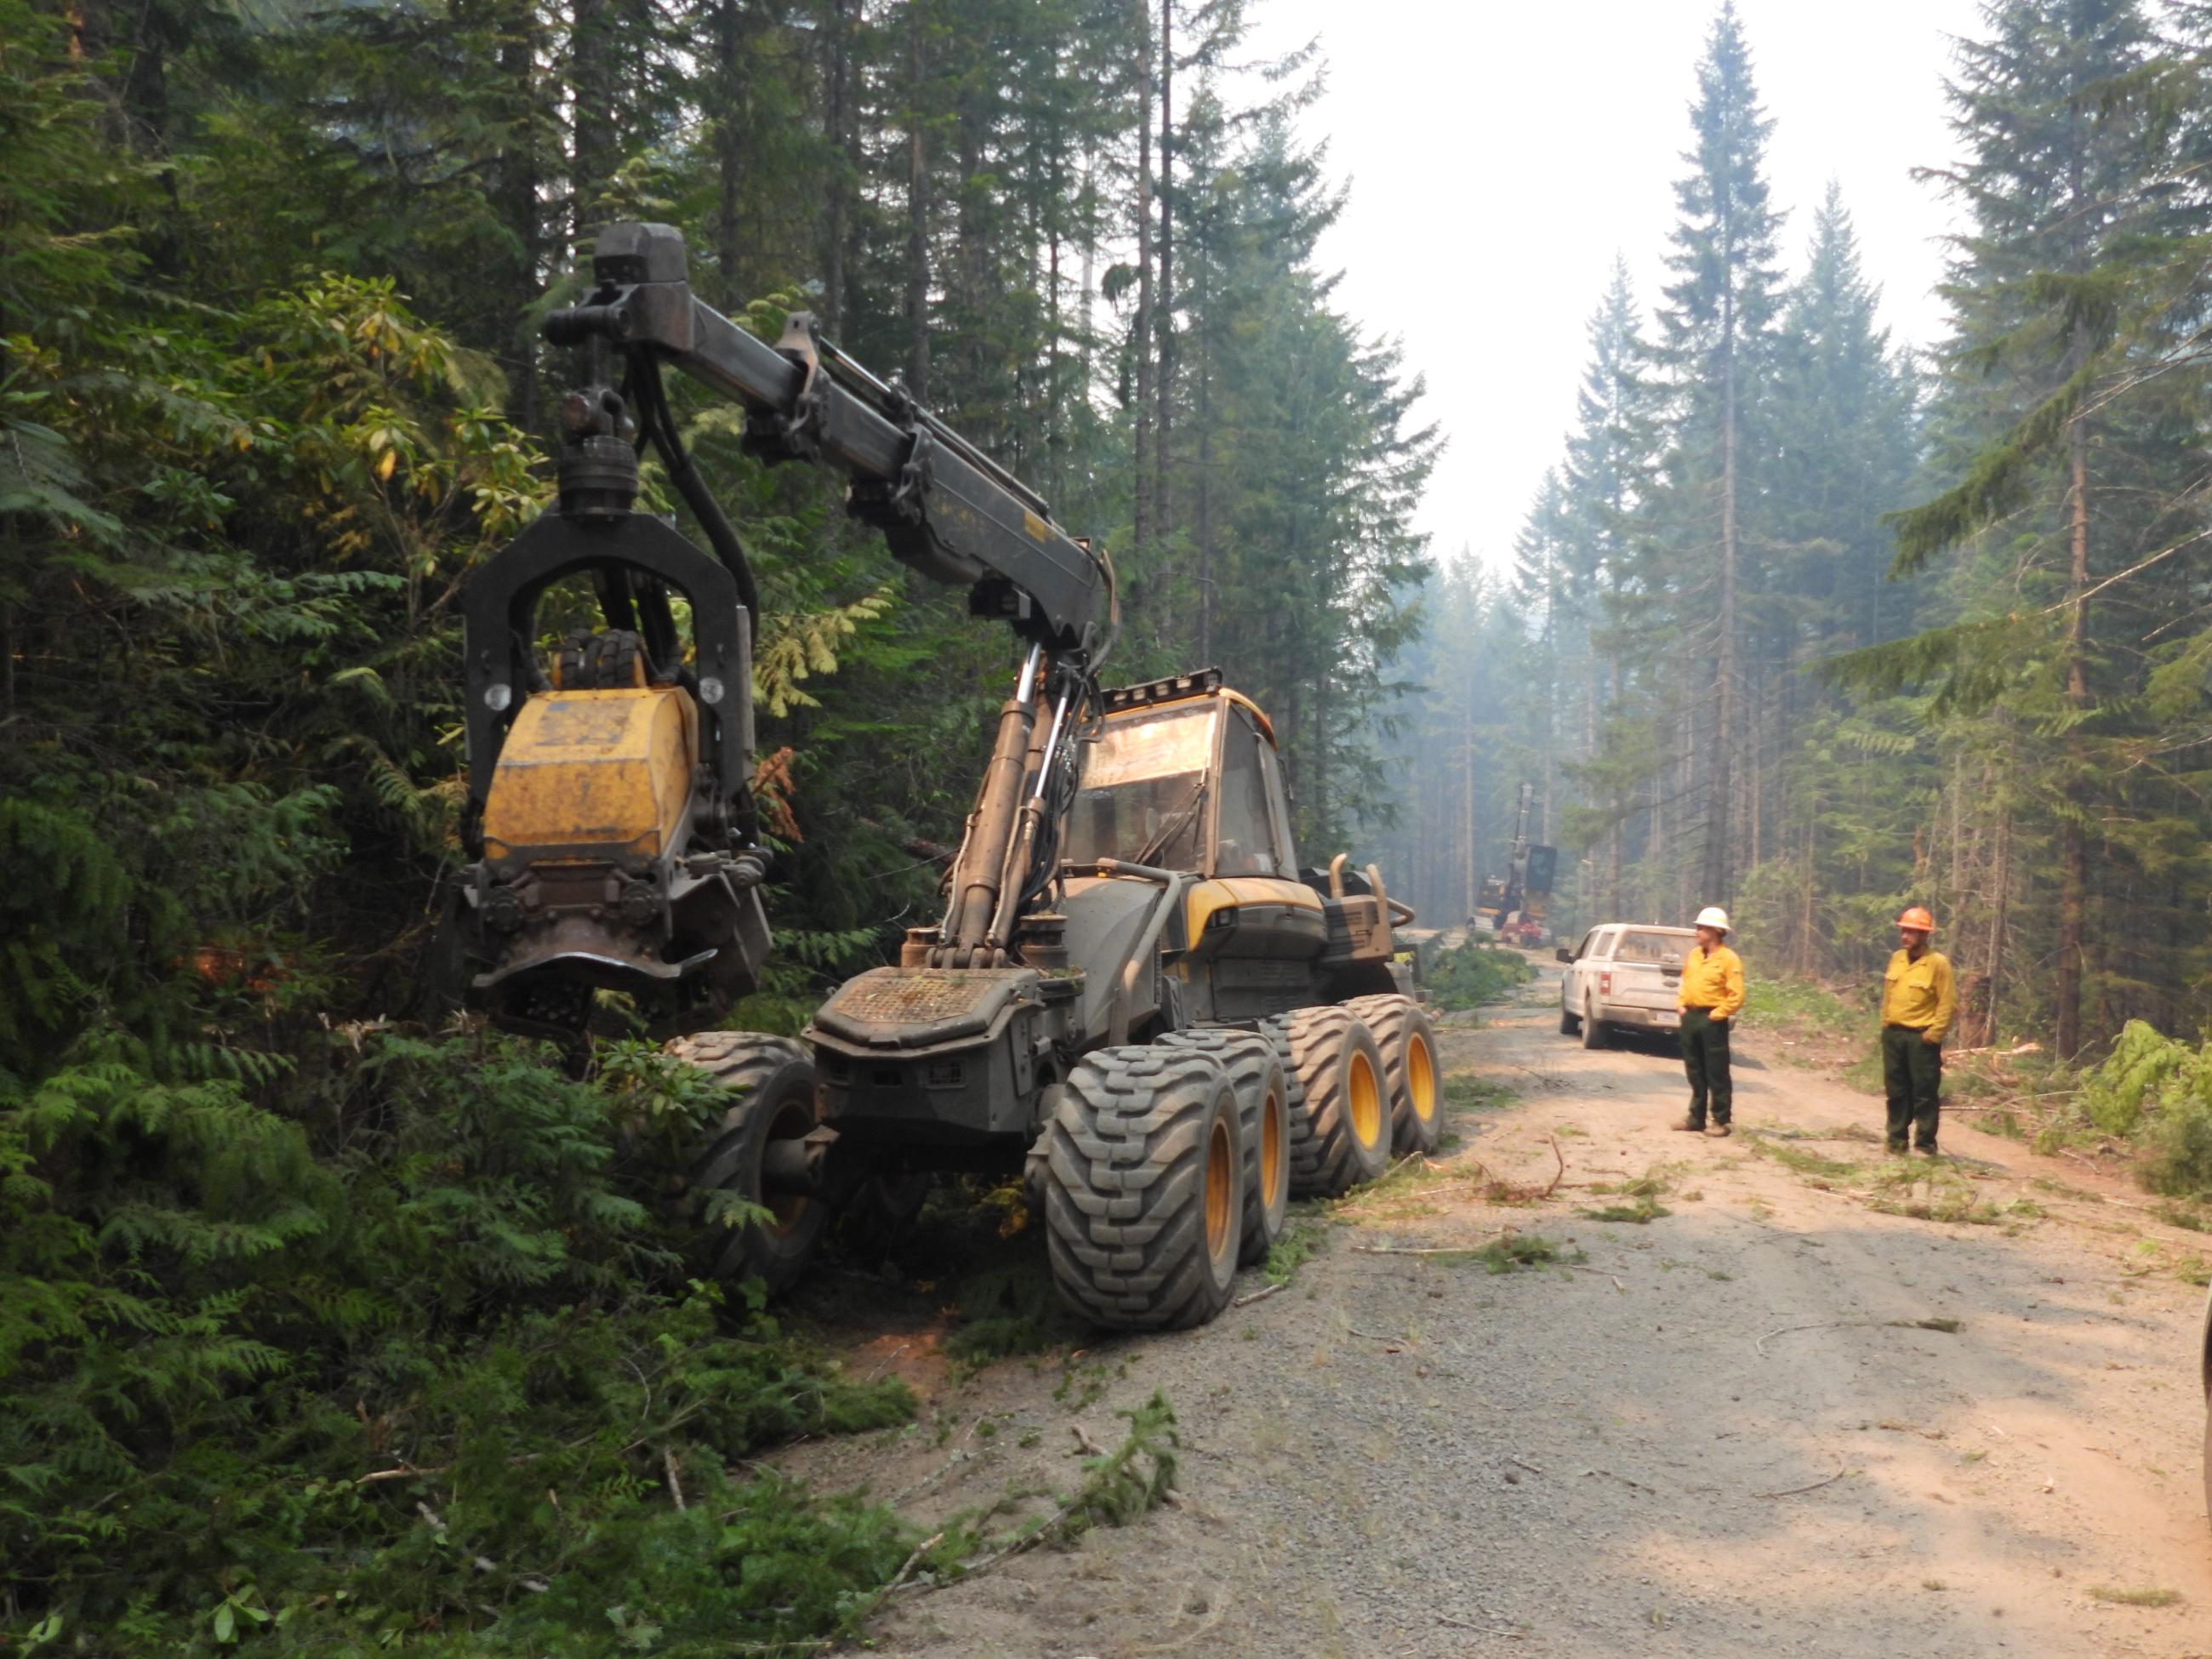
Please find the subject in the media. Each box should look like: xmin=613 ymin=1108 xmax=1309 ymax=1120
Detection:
xmin=1043 ymin=1046 xmax=1245 ymax=1331
xmin=1154 ymin=1028 xmax=1292 ymax=1266
xmin=1268 ymin=1006 xmax=1392 ymax=1198
xmin=1343 ymin=993 xmax=1444 ymax=1155
xmin=664 ymin=1031 xmax=827 ymax=1294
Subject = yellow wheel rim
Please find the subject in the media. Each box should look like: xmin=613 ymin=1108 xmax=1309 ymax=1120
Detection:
xmin=1262 ymin=1086 xmax=1285 ymax=1208
xmin=1204 ymin=1113 xmax=1234 ymax=1263
xmin=1407 ymin=1032 xmax=1438 ymax=1124
xmin=1348 ymin=1050 xmax=1382 ymax=1149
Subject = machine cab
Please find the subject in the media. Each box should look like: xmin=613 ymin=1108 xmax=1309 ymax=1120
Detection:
xmin=1062 ymin=670 xmax=1399 ymax=1021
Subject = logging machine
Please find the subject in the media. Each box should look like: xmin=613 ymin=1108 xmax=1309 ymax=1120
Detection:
xmin=456 ymin=223 xmax=1439 ymax=1330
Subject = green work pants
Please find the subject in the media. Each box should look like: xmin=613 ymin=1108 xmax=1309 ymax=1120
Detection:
xmin=1679 ymin=1006 xmax=1732 ymax=1128
xmin=1882 ymin=1023 xmax=1942 ymax=1152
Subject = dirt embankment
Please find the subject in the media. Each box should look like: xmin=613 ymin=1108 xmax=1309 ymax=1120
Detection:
xmin=777 ymin=962 xmax=2212 ymax=1659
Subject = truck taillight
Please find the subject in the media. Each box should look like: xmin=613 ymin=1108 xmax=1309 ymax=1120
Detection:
xmin=1599 ymin=971 xmax=1612 ymax=995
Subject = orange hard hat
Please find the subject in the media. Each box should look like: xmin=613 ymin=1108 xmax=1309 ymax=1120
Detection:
xmin=1897 ymin=905 xmax=1936 ymax=932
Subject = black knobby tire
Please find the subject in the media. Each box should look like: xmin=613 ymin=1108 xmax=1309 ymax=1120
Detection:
xmin=1343 ymin=993 xmax=1443 ymax=1155
xmin=1581 ymin=997 xmax=1607 ymax=1050
xmin=1270 ymin=1006 xmax=1392 ymax=1198
xmin=664 ymin=1030 xmax=827 ymax=1294
xmin=1154 ymin=1028 xmax=1292 ymax=1266
xmin=1043 ymin=1045 xmax=1244 ymax=1331
xmin=1559 ymin=997 xmax=1580 ymax=1036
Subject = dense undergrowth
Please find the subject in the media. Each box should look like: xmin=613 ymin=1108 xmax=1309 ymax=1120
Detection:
xmin=1425 ymin=942 xmax=1539 ymax=1012
xmin=0 ymin=1030 xmax=925 ymax=1655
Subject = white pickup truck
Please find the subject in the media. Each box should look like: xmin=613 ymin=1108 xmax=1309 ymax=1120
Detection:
xmin=1556 ymin=924 xmax=1696 ymax=1048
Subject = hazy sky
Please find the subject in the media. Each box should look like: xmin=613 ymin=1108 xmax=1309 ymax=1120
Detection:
xmin=1243 ymin=0 xmax=1988 ymax=571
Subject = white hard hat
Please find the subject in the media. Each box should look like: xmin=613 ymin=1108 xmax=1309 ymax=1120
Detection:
xmin=1695 ymin=906 xmax=1731 ymax=932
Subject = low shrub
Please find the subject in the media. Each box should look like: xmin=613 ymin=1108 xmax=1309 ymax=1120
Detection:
xmin=1425 ymin=942 xmax=1538 ymax=1011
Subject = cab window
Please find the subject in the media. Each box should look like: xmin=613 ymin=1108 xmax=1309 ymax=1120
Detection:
xmin=1063 ymin=703 xmax=1218 ymax=871
xmin=1214 ymin=711 xmax=1285 ymax=876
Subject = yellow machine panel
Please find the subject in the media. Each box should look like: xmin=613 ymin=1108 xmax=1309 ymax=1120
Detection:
xmin=1183 ymin=876 xmax=1321 ymax=938
xmin=482 ymin=686 xmax=698 ymax=861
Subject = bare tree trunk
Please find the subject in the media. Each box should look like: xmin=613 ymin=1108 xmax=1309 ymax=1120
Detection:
xmin=1132 ymin=0 xmax=1154 ymax=562
xmin=1154 ymin=0 xmax=1174 ymax=556
xmin=1704 ymin=316 xmax=1739 ymax=906
xmin=822 ymin=0 xmax=853 ymax=333
xmin=2056 ymin=419 xmax=2090 ymax=1058
xmin=713 ymin=0 xmax=749 ymax=306
xmin=570 ymin=0 xmax=615 ymax=248
xmin=1987 ymin=798 xmax=2012 ymax=1045
xmin=904 ymin=1 xmax=930 ymax=401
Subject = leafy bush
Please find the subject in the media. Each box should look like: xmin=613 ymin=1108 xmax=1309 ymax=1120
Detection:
xmin=0 ymin=1029 xmax=915 ymax=1654
xmin=2077 ymin=1020 xmax=2212 ymax=1197
xmin=1424 ymin=942 xmax=1538 ymax=1011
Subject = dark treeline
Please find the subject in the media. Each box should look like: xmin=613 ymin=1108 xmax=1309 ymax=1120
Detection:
xmin=0 ymin=0 xmax=1431 ymax=1647
xmin=1374 ymin=0 xmax=2212 ymax=1062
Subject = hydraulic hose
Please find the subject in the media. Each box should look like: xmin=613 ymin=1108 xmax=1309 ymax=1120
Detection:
xmin=637 ymin=352 xmax=761 ymax=643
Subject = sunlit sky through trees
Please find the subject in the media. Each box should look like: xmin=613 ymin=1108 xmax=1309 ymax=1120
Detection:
xmin=1248 ymin=0 xmax=1985 ymax=570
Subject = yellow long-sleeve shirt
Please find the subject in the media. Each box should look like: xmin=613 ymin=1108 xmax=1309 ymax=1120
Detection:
xmin=1882 ymin=948 xmax=1957 ymax=1043
xmin=1677 ymin=944 xmax=1745 ymax=1021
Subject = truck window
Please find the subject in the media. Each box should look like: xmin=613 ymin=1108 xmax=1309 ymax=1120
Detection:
xmin=1064 ymin=703 xmax=1218 ymax=871
xmin=1575 ymin=930 xmax=1598 ymax=960
xmin=1616 ymin=930 xmax=1691 ymax=965
xmin=1593 ymin=928 xmax=1621 ymax=958
xmin=1215 ymin=711 xmax=1283 ymax=876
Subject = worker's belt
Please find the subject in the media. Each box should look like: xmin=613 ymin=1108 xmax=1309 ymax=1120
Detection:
xmin=1884 ymin=1022 xmax=1931 ymax=1032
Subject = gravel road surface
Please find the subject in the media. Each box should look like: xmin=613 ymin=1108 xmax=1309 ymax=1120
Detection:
xmin=783 ymin=959 xmax=2212 ymax=1658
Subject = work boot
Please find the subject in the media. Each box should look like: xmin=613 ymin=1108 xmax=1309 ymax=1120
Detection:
xmin=1672 ymin=1117 xmax=1705 ymax=1132
xmin=1707 ymin=1122 xmax=1732 ymax=1138
xmin=1916 ymin=1143 xmax=1941 ymax=1159
xmin=1885 ymin=1141 xmax=1909 ymax=1157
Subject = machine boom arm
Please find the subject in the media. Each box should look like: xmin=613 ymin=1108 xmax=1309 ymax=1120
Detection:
xmin=547 ymin=222 xmax=1106 ymax=653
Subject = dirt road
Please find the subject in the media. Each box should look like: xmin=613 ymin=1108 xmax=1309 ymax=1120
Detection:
xmin=789 ymin=961 xmax=2212 ymax=1658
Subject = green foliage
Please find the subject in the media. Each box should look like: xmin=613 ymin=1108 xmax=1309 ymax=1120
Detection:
xmin=1423 ymin=942 xmax=1537 ymax=1011
xmin=2078 ymin=1020 xmax=2212 ymax=1197
xmin=0 ymin=1031 xmax=915 ymax=1652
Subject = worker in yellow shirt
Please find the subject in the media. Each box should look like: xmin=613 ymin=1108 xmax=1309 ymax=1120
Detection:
xmin=1674 ymin=906 xmax=1745 ymax=1137
xmin=1882 ymin=905 xmax=1956 ymax=1156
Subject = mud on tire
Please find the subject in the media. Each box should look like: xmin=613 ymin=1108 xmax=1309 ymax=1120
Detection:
xmin=1268 ymin=1006 xmax=1392 ymax=1198
xmin=664 ymin=1030 xmax=826 ymax=1294
xmin=1343 ymin=993 xmax=1444 ymax=1155
xmin=1154 ymin=1028 xmax=1292 ymax=1266
xmin=1044 ymin=1045 xmax=1244 ymax=1331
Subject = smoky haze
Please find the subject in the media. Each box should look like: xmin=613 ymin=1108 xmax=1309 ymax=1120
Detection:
xmin=1248 ymin=0 xmax=1987 ymax=571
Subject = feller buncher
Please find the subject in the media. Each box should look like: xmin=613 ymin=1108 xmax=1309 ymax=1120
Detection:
xmin=456 ymin=222 xmax=1440 ymax=1331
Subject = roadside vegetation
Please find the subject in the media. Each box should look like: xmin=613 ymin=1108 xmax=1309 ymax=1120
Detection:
xmin=1426 ymin=943 xmax=1540 ymax=1012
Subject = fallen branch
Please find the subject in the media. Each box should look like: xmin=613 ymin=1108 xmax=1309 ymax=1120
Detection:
xmin=1509 ymin=1456 xmax=1546 ymax=1477
xmin=1233 ymin=1281 xmax=1286 ymax=1308
xmin=1438 ymin=1611 xmax=1523 ymax=1637
xmin=1754 ymin=1463 xmax=1849 ymax=1499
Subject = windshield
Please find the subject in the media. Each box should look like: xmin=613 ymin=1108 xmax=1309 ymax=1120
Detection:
xmin=1617 ymin=930 xmax=1693 ymax=966
xmin=1063 ymin=704 xmax=1218 ymax=870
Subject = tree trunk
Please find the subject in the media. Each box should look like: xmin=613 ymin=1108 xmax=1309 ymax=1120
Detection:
xmin=714 ymin=0 xmax=748 ymax=307
xmin=822 ymin=0 xmax=853 ymax=333
xmin=1705 ymin=316 xmax=1739 ymax=907
xmin=1132 ymin=0 xmax=1154 ymax=562
xmin=2055 ymin=417 xmax=2090 ymax=1059
xmin=1154 ymin=0 xmax=1173 ymax=553
xmin=570 ymin=0 xmax=616 ymax=248
xmin=904 ymin=0 xmax=930 ymax=402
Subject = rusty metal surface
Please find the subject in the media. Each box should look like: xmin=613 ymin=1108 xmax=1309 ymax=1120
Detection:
xmin=830 ymin=971 xmax=1005 ymax=1024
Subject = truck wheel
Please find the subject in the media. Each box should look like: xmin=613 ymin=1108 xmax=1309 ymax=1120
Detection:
xmin=1043 ymin=1046 xmax=1244 ymax=1331
xmin=1155 ymin=1029 xmax=1291 ymax=1266
xmin=1559 ymin=999 xmax=1581 ymax=1036
xmin=1271 ymin=1006 xmax=1392 ymax=1197
xmin=1343 ymin=994 xmax=1443 ymax=1155
xmin=1580 ymin=997 xmax=1607 ymax=1050
xmin=665 ymin=1031 xmax=827 ymax=1294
